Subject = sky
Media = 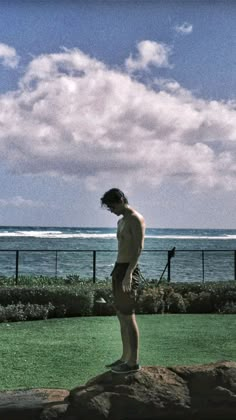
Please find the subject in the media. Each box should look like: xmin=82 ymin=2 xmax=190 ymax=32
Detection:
xmin=0 ymin=0 xmax=235 ymax=229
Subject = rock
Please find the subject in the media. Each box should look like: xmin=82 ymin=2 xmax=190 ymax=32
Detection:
xmin=64 ymin=361 xmax=236 ymax=420
xmin=66 ymin=366 xmax=189 ymax=420
xmin=0 ymin=388 xmax=69 ymax=420
xmin=1 ymin=361 xmax=236 ymax=420
xmin=40 ymin=402 xmax=69 ymax=420
xmin=169 ymin=360 xmax=236 ymax=419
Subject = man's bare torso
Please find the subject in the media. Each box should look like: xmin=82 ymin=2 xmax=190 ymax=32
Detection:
xmin=116 ymin=209 xmax=145 ymax=263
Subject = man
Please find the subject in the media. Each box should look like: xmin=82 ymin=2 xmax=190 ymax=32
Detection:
xmin=100 ymin=188 xmax=145 ymax=374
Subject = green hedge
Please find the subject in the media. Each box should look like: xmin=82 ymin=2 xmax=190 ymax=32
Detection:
xmin=0 ymin=302 xmax=55 ymax=322
xmin=0 ymin=284 xmax=94 ymax=318
xmin=0 ymin=278 xmax=236 ymax=322
xmin=138 ymin=280 xmax=236 ymax=314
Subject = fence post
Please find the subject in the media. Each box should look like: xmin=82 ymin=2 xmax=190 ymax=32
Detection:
xmin=93 ymin=251 xmax=96 ymax=283
xmin=167 ymin=252 xmax=170 ymax=282
xmin=167 ymin=251 xmax=171 ymax=282
xmin=202 ymin=250 xmax=205 ymax=283
xmin=234 ymin=250 xmax=236 ymax=281
xmin=55 ymin=251 xmax=58 ymax=279
xmin=15 ymin=250 xmax=19 ymax=285
xmin=167 ymin=247 xmax=176 ymax=282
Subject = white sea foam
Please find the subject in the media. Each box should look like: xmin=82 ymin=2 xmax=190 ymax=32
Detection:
xmin=146 ymin=235 xmax=236 ymax=240
xmin=0 ymin=230 xmax=236 ymax=240
xmin=0 ymin=231 xmax=116 ymax=239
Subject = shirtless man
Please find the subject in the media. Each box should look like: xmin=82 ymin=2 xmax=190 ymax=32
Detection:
xmin=100 ymin=188 xmax=145 ymax=373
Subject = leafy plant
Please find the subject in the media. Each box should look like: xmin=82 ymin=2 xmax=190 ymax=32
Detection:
xmin=165 ymin=290 xmax=186 ymax=313
xmin=0 ymin=302 xmax=55 ymax=322
xmin=218 ymin=301 xmax=236 ymax=314
xmin=137 ymin=286 xmax=165 ymax=314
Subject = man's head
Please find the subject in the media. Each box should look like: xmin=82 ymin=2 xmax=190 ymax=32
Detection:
xmin=100 ymin=188 xmax=129 ymax=215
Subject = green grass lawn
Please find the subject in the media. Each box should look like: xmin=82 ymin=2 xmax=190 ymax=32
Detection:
xmin=0 ymin=314 xmax=235 ymax=391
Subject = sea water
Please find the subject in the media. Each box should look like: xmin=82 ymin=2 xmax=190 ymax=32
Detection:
xmin=0 ymin=227 xmax=236 ymax=282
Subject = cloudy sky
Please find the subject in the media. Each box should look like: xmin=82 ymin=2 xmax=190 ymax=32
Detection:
xmin=0 ymin=0 xmax=235 ymax=228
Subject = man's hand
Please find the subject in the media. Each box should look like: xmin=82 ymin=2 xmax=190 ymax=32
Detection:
xmin=122 ymin=271 xmax=132 ymax=292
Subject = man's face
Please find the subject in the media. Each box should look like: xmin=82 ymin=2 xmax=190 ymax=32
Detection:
xmin=105 ymin=202 xmax=123 ymax=216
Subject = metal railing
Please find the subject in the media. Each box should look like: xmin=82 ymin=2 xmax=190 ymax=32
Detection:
xmin=0 ymin=248 xmax=235 ymax=284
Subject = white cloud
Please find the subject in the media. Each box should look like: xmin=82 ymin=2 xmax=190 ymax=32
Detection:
xmin=125 ymin=40 xmax=172 ymax=72
xmin=0 ymin=45 xmax=236 ymax=193
xmin=0 ymin=43 xmax=20 ymax=68
xmin=0 ymin=196 xmax=44 ymax=208
xmin=174 ymin=22 xmax=193 ymax=35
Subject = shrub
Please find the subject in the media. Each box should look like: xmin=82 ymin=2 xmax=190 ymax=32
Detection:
xmin=165 ymin=290 xmax=186 ymax=313
xmin=24 ymin=302 xmax=55 ymax=320
xmin=137 ymin=286 xmax=165 ymax=314
xmin=16 ymin=275 xmax=61 ymax=287
xmin=0 ymin=285 xmax=94 ymax=317
xmin=93 ymin=286 xmax=116 ymax=316
xmin=184 ymin=291 xmax=214 ymax=313
xmin=217 ymin=301 xmax=236 ymax=314
xmin=0 ymin=276 xmax=15 ymax=286
xmin=0 ymin=305 xmax=7 ymax=322
xmin=184 ymin=291 xmax=201 ymax=313
xmin=224 ymin=290 xmax=236 ymax=302
xmin=0 ymin=274 xmax=93 ymax=287
xmin=0 ymin=277 xmax=236 ymax=320
xmin=64 ymin=274 xmax=81 ymax=285
xmin=40 ymin=287 xmax=94 ymax=316
xmin=0 ymin=302 xmax=55 ymax=322
xmin=198 ymin=291 xmax=214 ymax=313
xmin=53 ymin=304 xmax=67 ymax=318
xmin=3 ymin=303 xmax=26 ymax=322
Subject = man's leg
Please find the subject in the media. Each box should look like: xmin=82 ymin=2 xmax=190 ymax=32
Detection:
xmin=117 ymin=311 xmax=130 ymax=362
xmin=105 ymin=311 xmax=131 ymax=368
xmin=118 ymin=313 xmax=139 ymax=366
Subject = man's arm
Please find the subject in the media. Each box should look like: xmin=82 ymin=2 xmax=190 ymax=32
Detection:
xmin=122 ymin=215 xmax=145 ymax=292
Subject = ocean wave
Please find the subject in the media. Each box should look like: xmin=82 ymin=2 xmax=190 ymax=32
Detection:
xmin=0 ymin=229 xmax=236 ymax=240
xmin=146 ymin=235 xmax=236 ymax=240
xmin=0 ymin=231 xmax=116 ymax=239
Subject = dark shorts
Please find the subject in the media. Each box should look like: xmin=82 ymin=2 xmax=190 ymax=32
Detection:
xmin=111 ymin=263 xmax=140 ymax=315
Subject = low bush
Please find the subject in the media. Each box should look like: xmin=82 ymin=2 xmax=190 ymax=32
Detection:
xmin=2 ymin=303 xmax=26 ymax=322
xmin=0 ymin=285 xmax=94 ymax=317
xmin=183 ymin=290 xmax=214 ymax=313
xmin=24 ymin=302 xmax=55 ymax=320
xmin=164 ymin=281 xmax=236 ymax=313
xmin=0 ymin=302 xmax=55 ymax=322
xmin=93 ymin=285 xmax=116 ymax=316
xmin=165 ymin=289 xmax=186 ymax=313
xmin=0 ymin=274 xmax=91 ymax=287
xmin=217 ymin=301 xmax=236 ymax=314
xmin=0 ymin=277 xmax=236 ymax=321
xmin=137 ymin=286 xmax=165 ymax=314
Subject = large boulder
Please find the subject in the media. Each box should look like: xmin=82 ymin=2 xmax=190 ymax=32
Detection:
xmin=64 ymin=360 xmax=236 ymax=420
xmin=0 ymin=388 xmax=69 ymax=420
xmin=0 ymin=361 xmax=235 ymax=419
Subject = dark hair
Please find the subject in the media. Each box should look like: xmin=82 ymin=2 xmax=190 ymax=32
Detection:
xmin=100 ymin=188 xmax=129 ymax=207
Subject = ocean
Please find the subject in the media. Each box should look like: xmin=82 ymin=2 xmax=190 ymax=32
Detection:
xmin=0 ymin=226 xmax=236 ymax=282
